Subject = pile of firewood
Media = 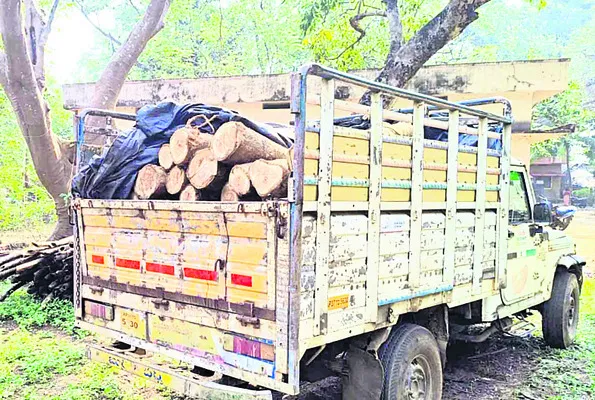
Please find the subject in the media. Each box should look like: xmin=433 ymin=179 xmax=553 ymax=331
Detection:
xmin=133 ymin=120 xmax=293 ymax=201
xmin=0 ymin=237 xmax=73 ymax=303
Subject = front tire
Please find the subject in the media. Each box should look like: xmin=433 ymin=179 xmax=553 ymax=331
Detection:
xmin=542 ymin=271 xmax=580 ymax=349
xmin=379 ymin=323 xmax=443 ymax=400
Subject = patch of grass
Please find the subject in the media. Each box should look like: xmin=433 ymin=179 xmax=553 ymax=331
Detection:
xmin=514 ymin=278 xmax=595 ymax=400
xmin=0 ymin=284 xmax=76 ymax=333
xmin=0 ymin=328 xmax=85 ymax=399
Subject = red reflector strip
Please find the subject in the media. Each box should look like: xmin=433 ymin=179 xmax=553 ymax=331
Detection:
xmin=231 ymin=273 xmax=252 ymax=287
xmin=146 ymin=262 xmax=175 ymax=276
xmin=183 ymin=268 xmax=218 ymax=281
xmin=91 ymin=255 xmax=104 ymax=264
xmin=115 ymin=258 xmax=140 ymax=270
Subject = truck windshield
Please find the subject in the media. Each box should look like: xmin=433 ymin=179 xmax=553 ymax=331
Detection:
xmin=509 ymin=170 xmax=531 ymax=224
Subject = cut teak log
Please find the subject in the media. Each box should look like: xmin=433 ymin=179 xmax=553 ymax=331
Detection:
xmin=220 ymin=183 xmax=240 ymax=201
xmin=186 ymin=148 xmax=227 ymax=190
xmin=180 ymin=184 xmax=201 ymax=201
xmin=212 ymin=122 xmax=289 ymax=165
xmin=133 ymin=165 xmax=168 ymax=199
xmin=166 ymin=166 xmax=187 ymax=195
xmin=158 ymin=144 xmax=174 ymax=170
xmin=170 ymin=117 xmax=213 ymax=166
xmin=249 ymin=158 xmax=290 ymax=198
xmin=228 ymin=163 xmax=253 ymax=196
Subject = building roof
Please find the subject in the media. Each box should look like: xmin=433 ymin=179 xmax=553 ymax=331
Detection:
xmin=63 ymin=58 xmax=570 ymax=110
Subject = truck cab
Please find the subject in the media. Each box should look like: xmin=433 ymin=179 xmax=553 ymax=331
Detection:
xmin=480 ymin=161 xmax=583 ymax=347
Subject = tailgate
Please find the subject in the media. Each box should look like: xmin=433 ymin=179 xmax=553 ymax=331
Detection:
xmin=73 ymin=199 xmax=295 ymax=393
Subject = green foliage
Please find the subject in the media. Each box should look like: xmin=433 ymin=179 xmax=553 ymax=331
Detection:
xmin=531 ymin=82 xmax=595 ymax=165
xmin=0 ymin=282 xmax=75 ymax=332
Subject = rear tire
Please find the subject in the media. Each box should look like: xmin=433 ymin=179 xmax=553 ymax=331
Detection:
xmin=542 ymin=271 xmax=580 ymax=349
xmin=379 ymin=323 xmax=443 ymax=400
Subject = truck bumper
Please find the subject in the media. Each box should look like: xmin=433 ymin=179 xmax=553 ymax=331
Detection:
xmin=86 ymin=345 xmax=273 ymax=400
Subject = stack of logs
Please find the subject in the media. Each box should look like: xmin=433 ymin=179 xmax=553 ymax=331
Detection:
xmin=0 ymin=237 xmax=73 ymax=303
xmin=133 ymin=120 xmax=292 ymax=202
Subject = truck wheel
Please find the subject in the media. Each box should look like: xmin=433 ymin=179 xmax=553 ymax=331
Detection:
xmin=542 ymin=271 xmax=580 ymax=349
xmin=379 ymin=323 xmax=442 ymax=400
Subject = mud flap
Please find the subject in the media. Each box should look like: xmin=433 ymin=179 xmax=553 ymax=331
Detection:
xmin=342 ymin=346 xmax=384 ymax=400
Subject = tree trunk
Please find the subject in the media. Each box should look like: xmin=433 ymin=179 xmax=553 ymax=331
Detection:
xmin=220 ymin=184 xmax=240 ymax=202
xmin=0 ymin=0 xmax=171 ymax=240
xmin=0 ymin=0 xmax=71 ymax=240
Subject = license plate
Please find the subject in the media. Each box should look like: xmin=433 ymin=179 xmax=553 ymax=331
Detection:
xmin=119 ymin=310 xmax=146 ymax=338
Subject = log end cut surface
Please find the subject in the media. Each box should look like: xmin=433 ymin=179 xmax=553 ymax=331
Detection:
xmin=180 ymin=184 xmax=200 ymax=201
xmin=133 ymin=165 xmax=167 ymax=199
xmin=158 ymin=144 xmax=174 ymax=170
xmin=187 ymin=149 xmax=220 ymax=189
xmin=166 ymin=166 xmax=186 ymax=194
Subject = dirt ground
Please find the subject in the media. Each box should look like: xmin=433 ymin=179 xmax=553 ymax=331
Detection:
xmin=291 ymin=210 xmax=595 ymax=400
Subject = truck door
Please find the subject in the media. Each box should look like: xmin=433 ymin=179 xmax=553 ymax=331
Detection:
xmin=501 ymin=168 xmax=544 ymax=304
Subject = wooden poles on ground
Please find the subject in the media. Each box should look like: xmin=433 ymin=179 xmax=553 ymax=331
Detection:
xmin=0 ymin=237 xmax=74 ymax=303
xmin=132 ymin=121 xmax=293 ymax=202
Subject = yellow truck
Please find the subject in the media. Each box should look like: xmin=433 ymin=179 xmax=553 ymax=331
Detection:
xmin=72 ymin=64 xmax=585 ymax=399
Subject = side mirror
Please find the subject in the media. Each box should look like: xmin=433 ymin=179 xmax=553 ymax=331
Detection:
xmin=534 ymin=202 xmax=552 ymax=224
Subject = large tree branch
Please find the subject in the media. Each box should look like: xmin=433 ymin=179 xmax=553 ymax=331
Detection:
xmin=88 ymin=0 xmax=170 ymax=111
xmin=39 ymin=0 xmax=60 ymax=48
xmin=384 ymin=0 xmax=402 ymax=55
xmin=328 ymin=10 xmax=386 ymax=61
xmin=361 ymin=0 xmax=492 ymax=105
xmin=378 ymin=0 xmax=492 ymax=88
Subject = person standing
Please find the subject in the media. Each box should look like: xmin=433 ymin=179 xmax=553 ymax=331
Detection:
xmin=563 ymin=187 xmax=572 ymax=206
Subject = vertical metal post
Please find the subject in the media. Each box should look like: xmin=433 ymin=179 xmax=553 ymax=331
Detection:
xmin=313 ymin=78 xmax=335 ymax=336
xmin=472 ymin=118 xmax=489 ymax=294
xmin=287 ymin=71 xmax=307 ymax=389
xmin=366 ymin=92 xmax=383 ymax=321
xmin=409 ymin=102 xmax=425 ymax=290
xmin=496 ymin=123 xmax=512 ymax=289
xmin=444 ymin=110 xmax=459 ymax=288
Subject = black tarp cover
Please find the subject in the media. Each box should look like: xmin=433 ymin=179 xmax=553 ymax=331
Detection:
xmin=71 ymin=102 xmax=293 ymax=200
